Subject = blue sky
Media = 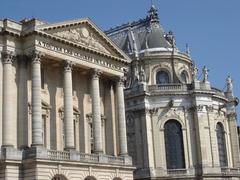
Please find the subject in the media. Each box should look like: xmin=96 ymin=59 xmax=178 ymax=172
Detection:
xmin=1 ymin=0 xmax=240 ymax=121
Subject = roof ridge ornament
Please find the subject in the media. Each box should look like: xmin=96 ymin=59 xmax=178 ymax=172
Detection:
xmin=148 ymin=3 xmax=159 ymax=24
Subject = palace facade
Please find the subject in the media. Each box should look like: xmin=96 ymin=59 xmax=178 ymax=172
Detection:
xmin=106 ymin=5 xmax=240 ymax=180
xmin=0 ymin=18 xmax=134 ymax=179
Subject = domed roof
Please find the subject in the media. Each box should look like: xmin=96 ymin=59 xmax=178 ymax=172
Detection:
xmin=142 ymin=25 xmax=171 ymax=50
xmin=140 ymin=5 xmax=171 ymax=50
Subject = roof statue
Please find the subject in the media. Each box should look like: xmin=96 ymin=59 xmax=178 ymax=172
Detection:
xmin=202 ymin=66 xmax=209 ymax=82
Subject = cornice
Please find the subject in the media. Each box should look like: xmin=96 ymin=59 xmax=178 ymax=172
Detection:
xmin=35 ymin=18 xmax=131 ymax=63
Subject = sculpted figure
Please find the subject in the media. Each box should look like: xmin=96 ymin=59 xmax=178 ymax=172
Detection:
xmin=227 ymin=76 xmax=233 ymax=92
xmin=202 ymin=66 xmax=209 ymax=82
xmin=192 ymin=66 xmax=198 ymax=81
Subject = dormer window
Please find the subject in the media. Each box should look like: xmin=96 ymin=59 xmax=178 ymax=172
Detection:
xmin=156 ymin=70 xmax=170 ymax=84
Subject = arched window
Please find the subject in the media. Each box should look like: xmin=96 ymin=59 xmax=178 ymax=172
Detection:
xmin=164 ymin=120 xmax=185 ymax=169
xmin=180 ymin=70 xmax=188 ymax=83
xmin=216 ymin=123 xmax=228 ymax=167
xmin=156 ymin=70 xmax=170 ymax=84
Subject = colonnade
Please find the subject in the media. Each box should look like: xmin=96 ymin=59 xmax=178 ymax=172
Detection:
xmin=1 ymin=50 xmax=128 ymax=156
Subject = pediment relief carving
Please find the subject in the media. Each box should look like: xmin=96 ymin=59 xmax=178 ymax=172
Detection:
xmin=51 ymin=26 xmax=110 ymax=54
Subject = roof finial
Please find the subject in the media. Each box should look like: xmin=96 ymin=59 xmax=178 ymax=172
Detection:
xmin=151 ymin=0 xmax=153 ymax=6
xmin=148 ymin=1 xmax=159 ymax=24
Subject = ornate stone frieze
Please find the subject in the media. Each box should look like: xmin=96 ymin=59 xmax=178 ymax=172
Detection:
xmin=1 ymin=51 xmax=16 ymax=64
xmin=52 ymin=27 xmax=110 ymax=54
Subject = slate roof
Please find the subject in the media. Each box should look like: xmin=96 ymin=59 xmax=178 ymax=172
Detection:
xmin=105 ymin=5 xmax=172 ymax=56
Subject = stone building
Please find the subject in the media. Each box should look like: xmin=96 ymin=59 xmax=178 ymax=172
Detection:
xmin=0 ymin=18 xmax=134 ymax=179
xmin=106 ymin=5 xmax=240 ymax=180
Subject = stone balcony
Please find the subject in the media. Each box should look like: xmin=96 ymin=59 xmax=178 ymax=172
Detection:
xmin=0 ymin=146 xmax=132 ymax=166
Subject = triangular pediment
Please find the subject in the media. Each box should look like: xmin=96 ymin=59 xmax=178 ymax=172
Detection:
xmin=36 ymin=18 xmax=131 ymax=62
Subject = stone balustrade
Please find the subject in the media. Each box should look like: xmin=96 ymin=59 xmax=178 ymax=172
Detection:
xmin=148 ymin=84 xmax=188 ymax=93
xmin=0 ymin=147 xmax=132 ymax=166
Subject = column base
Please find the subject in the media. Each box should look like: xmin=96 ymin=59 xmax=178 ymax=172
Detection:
xmin=31 ymin=144 xmax=43 ymax=147
xmin=119 ymin=153 xmax=128 ymax=157
xmin=1 ymin=144 xmax=14 ymax=148
xmin=64 ymin=147 xmax=75 ymax=151
xmin=93 ymin=150 xmax=103 ymax=154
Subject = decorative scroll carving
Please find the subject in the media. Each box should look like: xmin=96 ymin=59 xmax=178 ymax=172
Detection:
xmin=1 ymin=51 xmax=16 ymax=64
xmin=53 ymin=27 xmax=110 ymax=54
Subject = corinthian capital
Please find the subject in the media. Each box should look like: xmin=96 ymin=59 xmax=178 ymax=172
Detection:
xmin=64 ymin=60 xmax=74 ymax=72
xmin=91 ymin=68 xmax=102 ymax=79
xmin=1 ymin=51 xmax=16 ymax=64
xmin=30 ymin=50 xmax=44 ymax=64
xmin=117 ymin=76 xmax=126 ymax=86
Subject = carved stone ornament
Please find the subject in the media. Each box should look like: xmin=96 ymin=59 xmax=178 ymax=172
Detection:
xmin=91 ymin=68 xmax=102 ymax=79
xmin=52 ymin=27 xmax=110 ymax=54
xmin=1 ymin=51 xmax=16 ymax=64
xmin=30 ymin=50 xmax=45 ymax=64
xmin=64 ymin=60 xmax=74 ymax=72
xmin=117 ymin=76 xmax=126 ymax=86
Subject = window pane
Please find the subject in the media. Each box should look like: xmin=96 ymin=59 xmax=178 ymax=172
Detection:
xmin=216 ymin=123 xmax=228 ymax=167
xmin=156 ymin=71 xmax=170 ymax=84
xmin=164 ymin=120 xmax=185 ymax=169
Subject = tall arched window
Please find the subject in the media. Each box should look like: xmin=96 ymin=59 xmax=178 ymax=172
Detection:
xmin=216 ymin=123 xmax=228 ymax=167
xmin=180 ymin=70 xmax=189 ymax=83
xmin=156 ymin=70 xmax=170 ymax=84
xmin=164 ymin=120 xmax=185 ymax=169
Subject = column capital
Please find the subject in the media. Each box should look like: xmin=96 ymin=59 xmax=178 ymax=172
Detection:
xmin=116 ymin=76 xmax=126 ymax=87
xmin=1 ymin=51 xmax=16 ymax=64
xmin=64 ymin=60 xmax=74 ymax=72
xmin=91 ymin=68 xmax=102 ymax=79
xmin=29 ymin=50 xmax=44 ymax=64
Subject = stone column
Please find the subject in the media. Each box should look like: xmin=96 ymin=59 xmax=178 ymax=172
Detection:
xmin=31 ymin=51 xmax=44 ymax=147
xmin=91 ymin=69 xmax=103 ymax=154
xmin=1 ymin=51 xmax=15 ymax=147
xmin=63 ymin=61 xmax=75 ymax=150
xmin=117 ymin=76 xmax=128 ymax=156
